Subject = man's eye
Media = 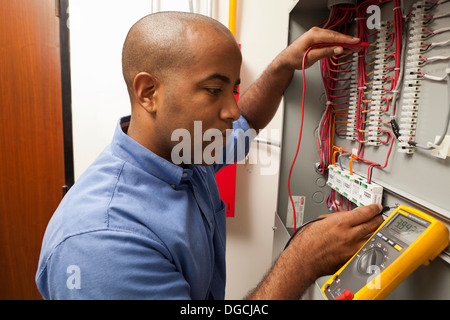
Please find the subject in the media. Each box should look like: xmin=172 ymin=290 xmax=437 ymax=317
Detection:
xmin=206 ymin=88 xmax=222 ymax=95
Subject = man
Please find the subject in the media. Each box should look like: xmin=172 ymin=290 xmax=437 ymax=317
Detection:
xmin=36 ymin=12 xmax=383 ymax=299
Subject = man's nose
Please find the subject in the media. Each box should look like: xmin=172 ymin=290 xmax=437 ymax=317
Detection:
xmin=220 ymin=94 xmax=241 ymax=122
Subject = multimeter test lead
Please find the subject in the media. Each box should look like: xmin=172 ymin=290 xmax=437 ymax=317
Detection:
xmin=380 ymin=205 xmax=399 ymax=218
xmin=381 ymin=206 xmax=393 ymax=214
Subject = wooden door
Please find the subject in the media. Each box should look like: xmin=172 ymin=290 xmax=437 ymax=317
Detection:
xmin=0 ymin=0 xmax=66 ymax=299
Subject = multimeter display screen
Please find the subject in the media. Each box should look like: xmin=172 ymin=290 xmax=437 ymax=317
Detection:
xmin=386 ymin=214 xmax=427 ymax=244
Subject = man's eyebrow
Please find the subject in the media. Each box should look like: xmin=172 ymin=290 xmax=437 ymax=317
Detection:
xmin=201 ymin=73 xmax=241 ymax=86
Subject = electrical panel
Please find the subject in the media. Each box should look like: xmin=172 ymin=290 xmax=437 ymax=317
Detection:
xmin=277 ymin=0 xmax=450 ymax=299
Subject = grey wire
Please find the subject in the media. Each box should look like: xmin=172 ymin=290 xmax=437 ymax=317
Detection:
xmin=390 ymin=26 xmax=408 ymax=119
xmin=284 ymin=217 xmax=325 ymax=250
xmin=255 ymin=137 xmax=281 ymax=148
xmin=411 ymin=59 xmax=450 ymax=150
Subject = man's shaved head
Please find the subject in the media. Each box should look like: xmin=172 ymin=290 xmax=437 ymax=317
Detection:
xmin=122 ymin=11 xmax=242 ymax=163
xmin=122 ymin=11 xmax=237 ymax=99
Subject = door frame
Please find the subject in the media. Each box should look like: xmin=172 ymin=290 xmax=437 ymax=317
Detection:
xmin=58 ymin=0 xmax=75 ymax=193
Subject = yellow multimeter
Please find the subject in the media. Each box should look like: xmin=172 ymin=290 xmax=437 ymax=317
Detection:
xmin=321 ymin=205 xmax=449 ymax=300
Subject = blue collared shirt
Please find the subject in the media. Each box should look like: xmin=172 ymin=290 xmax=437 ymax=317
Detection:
xmin=36 ymin=115 xmax=251 ymax=299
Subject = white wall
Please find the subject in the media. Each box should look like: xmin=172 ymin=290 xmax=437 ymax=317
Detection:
xmin=224 ymin=0 xmax=293 ymax=299
xmin=70 ymin=0 xmax=231 ymax=179
xmin=70 ymin=0 xmax=152 ymax=179
xmin=69 ymin=0 xmax=294 ymax=299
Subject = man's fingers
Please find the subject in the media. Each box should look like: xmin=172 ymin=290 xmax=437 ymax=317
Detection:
xmin=304 ymin=46 xmax=343 ymax=67
xmin=302 ymin=27 xmax=366 ymax=67
xmin=286 ymin=26 xmax=364 ymax=70
xmin=351 ymin=213 xmax=384 ymax=240
xmin=302 ymin=37 xmax=364 ymax=68
xmin=345 ymin=203 xmax=383 ymax=225
xmin=337 ymin=204 xmax=384 ymax=241
xmin=303 ymin=26 xmax=360 ymax=47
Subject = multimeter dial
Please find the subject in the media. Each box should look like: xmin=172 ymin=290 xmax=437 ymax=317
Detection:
xmin=323 ymin=234 xmax=397 ymax=299
xmin=357 ymin=246 xmax=387 ymax=275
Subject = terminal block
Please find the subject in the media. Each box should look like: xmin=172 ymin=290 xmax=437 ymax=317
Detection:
xmin=327 ymin=165 xmax=383 ymax=207
xmin=398 ymin=0 xmax=427 ymax=154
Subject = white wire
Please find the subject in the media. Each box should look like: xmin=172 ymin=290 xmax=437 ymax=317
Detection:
xmin=422 ymin=73 xmax=448 ymax=81
xmin=431 ymin=26 xmax=450 ymax=35
xmin=425 ymin=54 xmax=450 ymax=62
xmin=322 ymin=6 xmax=336 ymax=29
xmin=391 ymin=27 xmax=408 ymax=118
xmin=431 ymin=11 xmax=450 ymax=19
xmin=429 ymin=38 xmax=450 ymax=47
xmin=412 ymin=61 xmax=450 ymax=150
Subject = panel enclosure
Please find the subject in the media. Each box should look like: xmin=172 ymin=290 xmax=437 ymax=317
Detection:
xmin=277 ymin=0 xmax=450 ymax=299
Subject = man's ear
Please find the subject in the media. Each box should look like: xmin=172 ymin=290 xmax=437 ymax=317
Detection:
xmin=133 ymin=72 xmax=162 ymax=113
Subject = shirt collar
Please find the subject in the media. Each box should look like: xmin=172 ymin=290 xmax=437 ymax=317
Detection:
xmin=111 ymin=116 xmax=193 ymax=186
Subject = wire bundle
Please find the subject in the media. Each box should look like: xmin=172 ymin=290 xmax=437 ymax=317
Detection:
xmin=288 ymin=41 xmax=369 ymax=231
xmin=301 ymin=0 xmax=403 ymax=218
xmin=322 ymin=5 xmax=399 ymax=164
xmin=288 ymin=0 xmax=450 ymax=229
xmin=406 ymin=0 xmax=450 ymax=150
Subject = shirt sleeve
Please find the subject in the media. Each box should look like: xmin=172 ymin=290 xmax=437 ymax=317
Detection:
xmin=36 ymin=229 xmax=192 ymax=300
xmin=214 ymin=115 xmax=255 ymax=173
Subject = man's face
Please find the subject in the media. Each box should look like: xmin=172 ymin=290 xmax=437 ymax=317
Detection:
xmin=156 ymin=26 xmax=242 ymax=165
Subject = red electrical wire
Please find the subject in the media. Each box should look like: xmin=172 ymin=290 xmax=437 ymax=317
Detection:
xmin=288 ymin=42 xmax=368 ymax=232
xmin=296 ymin=1 xmax=401 ymax=215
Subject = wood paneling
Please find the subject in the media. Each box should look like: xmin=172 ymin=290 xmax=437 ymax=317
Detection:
xmin=0 ymin=0 xmax=65 ymax=299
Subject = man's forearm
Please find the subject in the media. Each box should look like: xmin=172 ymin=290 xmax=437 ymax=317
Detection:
xmin=237 ymin=53 xmax=294 ymax=132
xmin=245 ymin=239 xmax=317 ymax=300
xmin=245 ymin=204 xmax=383 ymax=300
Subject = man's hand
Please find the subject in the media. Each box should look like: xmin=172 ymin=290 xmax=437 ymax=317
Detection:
xmin=279 ymin=26 xmax=362 ymax=71
xmin=288 ymin=203 xmax=384 ymax=278
xmin=247 ymin=204 xmax=383 ymax=300
xmin=238 ymin=27 xmax=363 ymax=131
